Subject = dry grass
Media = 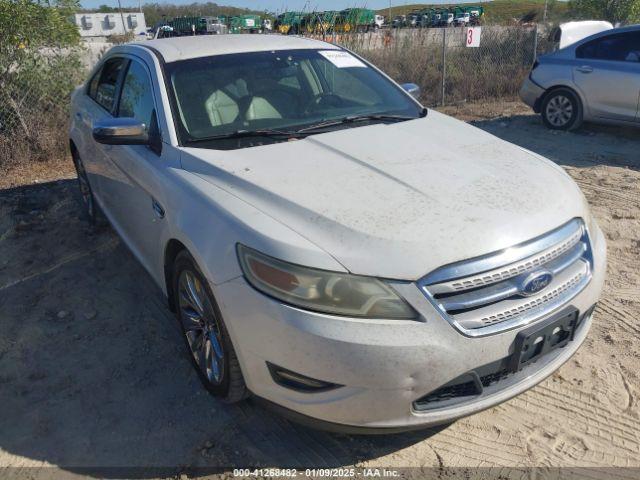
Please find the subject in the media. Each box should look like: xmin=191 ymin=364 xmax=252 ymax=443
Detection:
xmin=0 ymin=111 xmax=72 ymax=189
xmin=436 ymin=99 xmax=532 ymax=121
xmin=0 ymin=155 xmax=74 ymax=190
xmin=0 ymin=42 xmax=84 ymax=185
xmin=342 ymin=26 xmax=540 ymax=106
xmin=1 ymin=113 xmax=69 ymax=159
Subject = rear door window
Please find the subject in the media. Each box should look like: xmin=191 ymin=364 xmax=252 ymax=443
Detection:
xmin=577 ymin=31 xmax=640 ymax=62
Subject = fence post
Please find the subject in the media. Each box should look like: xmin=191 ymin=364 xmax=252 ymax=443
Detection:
xmin=441 ymin=28 xmax=446 ymax=107
xmin=532 ymin=23 xmax=539 ymax=64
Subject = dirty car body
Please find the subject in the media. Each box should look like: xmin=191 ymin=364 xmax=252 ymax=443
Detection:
xmin=69 ymin=35 xmax=606 ymax=432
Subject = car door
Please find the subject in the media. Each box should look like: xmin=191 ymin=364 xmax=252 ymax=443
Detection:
xmin=77 ymin=57 xmax=128 ymax=203
xmin=98 ymin=55 xmax=167 ymax=279
xmin=573 ymin=30 xmax=640 ymax=122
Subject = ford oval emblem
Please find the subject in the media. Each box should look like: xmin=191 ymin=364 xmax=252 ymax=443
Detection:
xmin=518 ymin=270 xmax=553 ymax=297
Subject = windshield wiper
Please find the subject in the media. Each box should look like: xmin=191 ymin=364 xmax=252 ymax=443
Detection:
xmin=295 ymin=113 xmax=421 ymax=134
xmin=186 ymin=128 xmax=306 ymax=144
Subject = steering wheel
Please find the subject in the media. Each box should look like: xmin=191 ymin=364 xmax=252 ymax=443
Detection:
xmin=304 ymin=93 xmax=344 ymax=115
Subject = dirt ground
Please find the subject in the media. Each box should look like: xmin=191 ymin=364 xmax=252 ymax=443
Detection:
xmin=0 ymin=102 xmax=638 ymax=478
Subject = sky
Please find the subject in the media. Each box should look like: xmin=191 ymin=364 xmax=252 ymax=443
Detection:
xmin=80 ymin=0 xmax=493 ymax=13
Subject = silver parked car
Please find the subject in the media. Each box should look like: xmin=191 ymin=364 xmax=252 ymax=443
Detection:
xmin=520 ymin=25 xmax=640 ymax=130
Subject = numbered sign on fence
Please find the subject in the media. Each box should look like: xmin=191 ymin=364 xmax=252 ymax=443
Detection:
xmin=465 ymin=27 xmax=481 ymax=47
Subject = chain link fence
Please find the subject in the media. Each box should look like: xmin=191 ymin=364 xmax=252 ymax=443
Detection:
xmin=304 ymin=25 xmax=553 ymax=107
xmin=0 ymin=46 xmax=86 ymax=169
xmin=0 ymin=0 xmax=87 ymax=171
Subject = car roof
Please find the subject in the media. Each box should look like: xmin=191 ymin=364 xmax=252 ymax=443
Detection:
xmin=137 ymin=34 xmax=341 ymax=63
xmin=570 ymin=23 xmax=640 ymax=46
xmin=545 ymin=23 xmax=640 ymax=58
xmin=611 ymin=23 xmax=640 ymax=33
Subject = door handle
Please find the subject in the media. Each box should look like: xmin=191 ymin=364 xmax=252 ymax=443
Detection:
xmin=152 ymin=199 xmax=165 ymax=219
xmin=577 ymin=65 xmax=593 ymax=74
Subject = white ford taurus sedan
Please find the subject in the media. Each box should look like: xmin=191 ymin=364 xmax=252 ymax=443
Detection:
xmin=69 ymin=35 xmax=606 ymax=433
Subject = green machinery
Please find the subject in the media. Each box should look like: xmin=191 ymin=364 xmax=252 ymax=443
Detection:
xmin=452 ymin=5 xmax=485 ymax=26
xmin=333 ymin=8 xmax=376 ymax=32
xmin=228 ymin=14 xmax=262 ymax=34
xmin=300 ymin=10 xmax=338 ymax=34
xmin=157 ymin=15 xmax=233 ymax=37
xmin=274 ymin=11 xmax=305 ymax=34
xmin=413 ymin=8 xmax=434 ymax=27
xmin=159 ymin=16 xmax=208 ymax=36
xmin=466 ymin=6 xmax=484 ymax=25
xmin=412 ymin=5 xmax=484 ymax=28
xmin=430 ymin=8 xmax=447 ymax=27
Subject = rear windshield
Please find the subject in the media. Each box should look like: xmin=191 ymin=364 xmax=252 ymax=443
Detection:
xmin=165 ymin=48 xmax=422 ymax=143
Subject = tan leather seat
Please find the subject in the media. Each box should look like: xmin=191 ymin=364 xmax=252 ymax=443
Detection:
xmin=245 ymin=97 xmax=282 ymax=120
xmin=204 ymin=89 xmax=240 ymax=127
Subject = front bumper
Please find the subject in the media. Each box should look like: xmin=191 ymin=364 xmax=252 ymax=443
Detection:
xmin=519 ymin=75 xmax=546 ymax=112
xmin=215 ymin=224 xmax=606 ymax=431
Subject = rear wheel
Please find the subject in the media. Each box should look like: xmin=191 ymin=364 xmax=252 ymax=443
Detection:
xmin=541 ymin=88 xmax=583 ymax=131
xmin=173 ymin=251 xmax=248 ymax=402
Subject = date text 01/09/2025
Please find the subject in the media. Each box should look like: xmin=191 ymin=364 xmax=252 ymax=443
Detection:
xmin=232 ymin=468 xmax=401 ymax=477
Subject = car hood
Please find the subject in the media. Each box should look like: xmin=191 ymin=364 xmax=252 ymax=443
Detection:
xmin=181 ymin=111 xmax=588 ymax=280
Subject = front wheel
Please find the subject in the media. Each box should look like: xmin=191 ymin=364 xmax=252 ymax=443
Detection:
xmin=71 ymin=149 xmax=99 ymax=224
xmin=173 ymin=251 xmax=248 ymax=402
xmin=541 ymin=88 xmax=583 ymax=131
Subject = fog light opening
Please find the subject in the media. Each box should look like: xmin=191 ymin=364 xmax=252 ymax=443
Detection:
xmin=267 ymin=362 xmax=342 ymax=393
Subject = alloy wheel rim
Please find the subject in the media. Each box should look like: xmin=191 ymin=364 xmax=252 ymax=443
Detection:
xmin=178 ymin=270 xmax=225 ymax=385
xmin=546 ymin=95 xmax=573 ymax=127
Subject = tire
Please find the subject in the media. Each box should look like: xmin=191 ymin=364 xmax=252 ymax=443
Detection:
xmin=71 ymin=149 xmax=100 ymax=225
xmin=541 ymin=88 xmax=583 ymax=131
xmin=173 ymin=250 xmax=248 ymax=403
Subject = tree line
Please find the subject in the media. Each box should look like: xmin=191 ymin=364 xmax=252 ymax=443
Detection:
xmin=569 ymin=0 xmax=640 ymax=24
xmin=80 ymin=2 xmax=266 ymax=26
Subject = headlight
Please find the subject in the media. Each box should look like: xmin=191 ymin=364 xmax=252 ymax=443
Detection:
xmin=237 ymin=244 xmax=418 ymax=320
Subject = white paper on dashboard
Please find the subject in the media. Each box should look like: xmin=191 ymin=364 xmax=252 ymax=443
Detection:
xmin=318 ymin=50 xmax=366 ymax=68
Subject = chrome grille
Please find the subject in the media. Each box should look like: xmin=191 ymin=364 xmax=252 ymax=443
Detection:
xmin=419 ymin=219 xmax=593 ymax=336
xmin=445 ymin=228 xmax=582 ymax=292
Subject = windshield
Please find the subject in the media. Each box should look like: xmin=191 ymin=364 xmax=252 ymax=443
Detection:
xmin=165 ymin=49 xmax=423 ymax=147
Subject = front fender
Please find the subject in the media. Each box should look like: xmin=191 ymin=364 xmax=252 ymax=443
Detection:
xmin=162 ymin=168 xmax=346 ymax=291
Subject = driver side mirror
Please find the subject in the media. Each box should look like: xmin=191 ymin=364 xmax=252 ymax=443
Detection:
xmin=401 ymin=83 xmax=421 ymax=100
xmin=93 ymin=117 xmax=149 ymax=145
xmin=93 ymin=112 xmax=162 ymax=155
